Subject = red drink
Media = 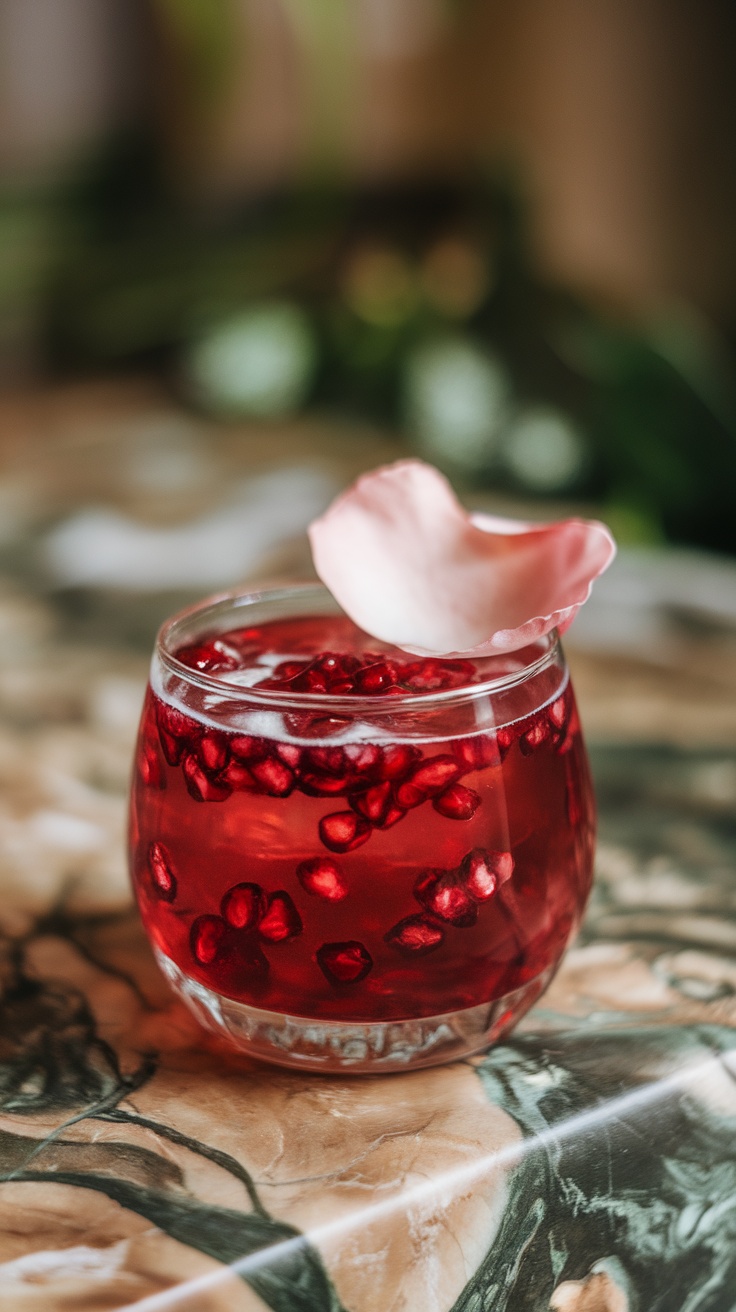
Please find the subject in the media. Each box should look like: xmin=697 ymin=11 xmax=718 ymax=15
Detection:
xmin=129 ymin=586 xmax=595 ymax=1071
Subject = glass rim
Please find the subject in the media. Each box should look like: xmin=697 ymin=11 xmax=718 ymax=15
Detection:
xmin=156 ymin=582 xmax=562 ymax=710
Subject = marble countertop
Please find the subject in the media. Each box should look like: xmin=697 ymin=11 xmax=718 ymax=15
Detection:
xmin=1 ymin=381 xmax=735 ymax=1311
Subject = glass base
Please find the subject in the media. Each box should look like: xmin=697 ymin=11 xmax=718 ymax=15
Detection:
xmin=155 ymin=948 xmax=555 ymax=1073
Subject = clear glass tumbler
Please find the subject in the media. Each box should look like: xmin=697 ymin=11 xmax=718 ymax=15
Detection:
xmin=129 ymin=583 xmax=595 ymax=1072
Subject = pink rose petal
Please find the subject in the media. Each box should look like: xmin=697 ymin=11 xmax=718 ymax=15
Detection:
xmin=308 ymin=460 xmax=615 ymax=656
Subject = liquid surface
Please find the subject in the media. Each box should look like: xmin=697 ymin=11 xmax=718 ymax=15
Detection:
xmin=130 ymin=616 xmax=595 ymax=1022
xmin=171 ymin=614 xmax=530 ymax=695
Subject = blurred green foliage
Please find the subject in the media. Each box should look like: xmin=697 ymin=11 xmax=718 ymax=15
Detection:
xmin=3 ymin=143 xmax=735 ymax=554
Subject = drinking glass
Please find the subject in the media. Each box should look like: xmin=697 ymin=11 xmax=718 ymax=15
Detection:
xmin=129 ymin=583 xmax=595 ymax=1072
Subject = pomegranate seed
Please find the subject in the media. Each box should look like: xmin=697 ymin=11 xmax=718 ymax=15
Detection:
xmin=385 ymin=915 xmax=445 ymax=955
xmin=319 ymin=812 xmax=371 ymax=853
xmin=300 ymin=772 xmax=351 ymax=797
xmin=221 ymin=881 xmax=265 ymax=930
xmin=343 ymin=743 xmax=382 ymax=776
xmin=548 ymin=694 xmax=569 ymax=731
xmin=157 ymin=701 xmax=199 ymax=740
xmin=182 ymin=754 xmax=232 ymax=803
xmin=414 ymin=869 xmax=478 ymax=927
xmin=519 ymin=715 xmax=551 ymax=756
xmin=158 ymin=729 xmax=183 ymax=766
xmin=350 ymin=781 xmax=392 ymax=825
xmin=148 ymin=842 xmax=177 ymax=901
xmin=272 ymin=659 xmax=309 ymax=682
xmin=292 ymin=664 xmax=330 ymax=692
xmin=433 ymin=783 xmax=481 ymax=820
xmin=406 ymin=755 xmax=461 ymax=796
xmin=312 ymin=653 xmax=338 ymax=671
xmin=258 ymin=891 xmax=303 ymax=943
xmin=230 ymin=735 xmax=266 ymax=763
xmin=139 ymin=740 xmax=164 ymax=788
xmin=496 ymin=723 xmax=521 ymax=759
xmin=317 ymin=940 xmax=373 ymax=984
xmin=275 ymin=742 xmax=302 ymax=770
xmin=330 ymin=680 xmax=355 ymax=694
xmin=197 ymin=731 xmax=229 ymax=774
xmin=175 ymin=640 xmax=240 ymax=673
xmin=304 ymin=747 xmax=346 ymax=776
xmin=220 ymin=759 xmax=256 ymax=790
xmin=412 ymin=754 xmax=462 ymax=792
xmin=250 ymin=757 xmax=295 ymax=797
xmin=395 ymin=779 xmax=425 ymax=810
xmin=355 ymin=661 xmax=398 ymax=693
xmin=190 ymin=914 xmax=227 ymax=965
xmin=460 ymin=848 xmax=514 ymax=901
xmin=453 ymin=734 xmax=499 ymax=772
xmin=376 ymin=803 xmax=406 ymax=829
xmin=288 ymin=714 xmax=353 ymax=739
xmin=380 ymin=744 xmax=420 ymax=780
xmin=296 ymin=857 xmax=348 ymax=901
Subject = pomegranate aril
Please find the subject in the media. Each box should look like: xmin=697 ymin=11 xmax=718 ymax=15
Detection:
xmin=343 ymin=742 xmax=382 ymax=776
xmin=197 ymin=730 xmax=229 ymax=774
xmin=175 ymin=639 xmax=240 ymax=673
xmin=191 ymin=914 xmax=227 ymax=965
xmin=182 ymin=753 xmax=232 ymax=803
xmin=220 ymin=759 xmax=256 ymax=790
xmin=250 ymin=757 xmax=295 ymax=797
xmin=402 ymin=658 xmax=475 ymax=692
xmin=496 ymin=723 xmax=521 ymax=759
xmin=148 ymin=841 xmax=177 ymax=901
xmin=376 ymin=803 xmax=406 ymax=829
xmin=156 ymin=702 xmax=197 ymax=738
xmin=414 ymin=869 xmax=478 ymax=927
xmin=380 ymin=743 xmax=420 ymax=780
xmin=406 ymin=755 xmax=461 ymax=796
xmin=258 ymin=891 xmax=303 ymax=943
xmin=355 ymin=660 xmax=398 ymax=693
xmin=453 ymin=734 xmax=499 ymax=772
xmin=230 ymin=735 xmax=266 ymax=763
xmin=296 ymin=857 xmax=348 ymax=901
xmin=275 ymin=742 xmax=302 ymax=770
xmin=304 ymin=746 xmax=346 ymax=776
xmin=394 ymin=754 xmax=462 ymax=809
xmin=288 ymin=714 xmax=353 ymax=739
xmin=272 ymin=659 xmax=309 ymax=682
xmin=330 ymin=680 xmax=355 ymax=694
xmin=158 ymin=728 xmax=185 ymax=768
xmin=317 ymin=940 xmax=373 ymax=984
xmin=433 ymin=783 xmax=480 ymax=820
xmin=300 ymin=772 xmax=352 ymax=797
xmin=319 ymin=811 xmax=371 ymax=853
xmin=350 ymin=780 xmax=392 ymax=825
xmin=385 ymin=915 xmax=444 ymax=955
xmin=519 ymin=715 xmax=551 ymax=755
xmin=395 ymin=779 xmax=425 ymax=809
xmin=139 ymin=739 xmax=164 ymax=788
xmin=221 ymin=881 xmax=265 ymax=930
xmin=548 ymin=694 xmax=569 ymax=731
xmin=460 ymin=848 xmax=514 ymax=902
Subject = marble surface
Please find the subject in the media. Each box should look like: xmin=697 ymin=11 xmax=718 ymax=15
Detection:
xmin=1 ymin=381 xmax=736 ymax=1311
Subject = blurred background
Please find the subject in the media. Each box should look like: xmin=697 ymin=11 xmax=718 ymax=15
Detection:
xmin=0 ymin=0 xmax=735 ymax=748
